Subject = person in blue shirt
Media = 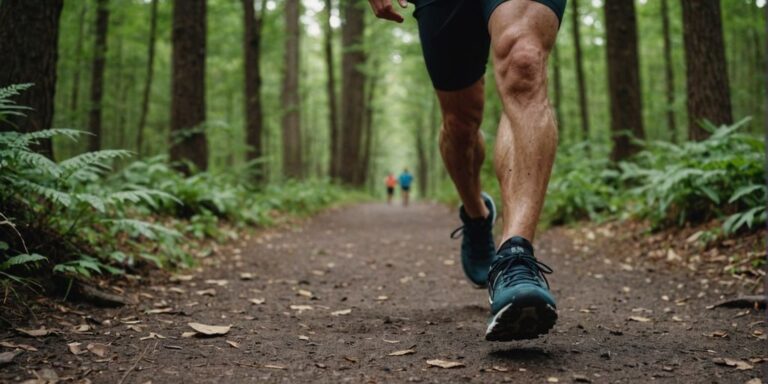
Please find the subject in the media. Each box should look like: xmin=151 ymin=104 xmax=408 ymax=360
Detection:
xmin=398 ymin=169 xmax=414 ymax=207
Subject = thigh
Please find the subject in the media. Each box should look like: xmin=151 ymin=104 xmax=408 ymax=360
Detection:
xmin=413 ymin=0 xmax=490 ymax=91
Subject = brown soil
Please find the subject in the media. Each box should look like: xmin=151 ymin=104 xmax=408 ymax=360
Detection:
xmin=1 ymin=203 xmax=765 ymax=383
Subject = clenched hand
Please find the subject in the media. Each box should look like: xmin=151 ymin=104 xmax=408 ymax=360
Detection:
xmin=368 ymin=0 xmax=408 ymax=23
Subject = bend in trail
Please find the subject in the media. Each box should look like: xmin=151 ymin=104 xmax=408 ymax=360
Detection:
xmin=3 ymin=203 xmax=765 ymax=383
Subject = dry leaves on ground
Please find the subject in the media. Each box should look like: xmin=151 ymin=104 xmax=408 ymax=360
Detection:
xmin=426 ymin=359 xmax=465 ymax=369
xmin=187 ymin=322 xmax=231 ymax=336
xmin=15 ymin=327 xmax=52 ymax=337
xmin=628 ymin=316 xmax=652 ymax=323
xmin=86 ymin=343 xmax=109 ymax=358
xmin=331 ymin=309 xmax=352 ymax=316
xmin=388 ymin=349 xmax=415 ymax=356
xmin=0 ymin=341 xmax=37 ymax=351
xmin=0 ymin=350 xmax=22 ymax=365
xmin=712 ymin=357 xmax=753 ymax=370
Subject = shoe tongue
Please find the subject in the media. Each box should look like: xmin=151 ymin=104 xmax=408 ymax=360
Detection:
xmin=498 ymin=236 xmax=534 ymax=256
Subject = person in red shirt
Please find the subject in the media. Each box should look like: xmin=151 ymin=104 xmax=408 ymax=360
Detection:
xmin=384 ymin=172 xmax=398 ymax=204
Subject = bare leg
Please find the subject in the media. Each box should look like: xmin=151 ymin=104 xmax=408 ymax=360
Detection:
xmin=489 ymin=1 xmax=560 ymax=242
xmin=437 ymin=81 xmax=488 ymax=219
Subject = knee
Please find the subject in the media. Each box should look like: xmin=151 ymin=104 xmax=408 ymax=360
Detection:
xmin=442 ymin=108 xmax=483 ymax=137
xmin=494 ymin=35 xmax=547 ymax=100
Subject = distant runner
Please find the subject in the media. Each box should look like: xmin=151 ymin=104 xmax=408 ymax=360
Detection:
xmin=368 ymin=0 xmax=565 ymax=341
xmin=385 ymin=172 xmax=397 ymax=204
xmin=398 ymin=168 xmax=413 ymax=207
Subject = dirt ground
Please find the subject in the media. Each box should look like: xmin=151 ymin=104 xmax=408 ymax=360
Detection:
xmin=1 ymin=203 xmax=766 ymax=383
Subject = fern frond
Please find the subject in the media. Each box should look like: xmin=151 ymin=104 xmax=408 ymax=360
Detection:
xmin=105 ymin=218 xmax=181 ymax=240
xmin=14 ymin=150 xmax=62 ymax=177
xmin=0 ymin=253 xmax=47 ymax=271
xmin=9 ymin=176 xmax=73 ymax=207
xmin=59 ymin=149 xmax=133 ymax=174
xmin=109 ymin=187 xmax=180 ymax=208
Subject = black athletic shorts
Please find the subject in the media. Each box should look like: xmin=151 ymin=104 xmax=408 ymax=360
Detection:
xmin=387 ymin=187 xmax=395 ymax=195
xmin=411 ymin=0 xmax=566 ymax=91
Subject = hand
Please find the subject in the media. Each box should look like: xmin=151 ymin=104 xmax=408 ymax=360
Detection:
xmin=368 ymin=0 xmax=408 ymax=23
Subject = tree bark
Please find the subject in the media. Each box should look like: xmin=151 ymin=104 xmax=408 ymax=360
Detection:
xmin=70 ymin=3 xmax=88 ymax=124
xmin=324 ymin=0 xmax=341 ymax=180
xmin=661 ymin=0 xmax=677 ymax=143
xmin=0 ymin=0 xmax=64 ymax=158
xmin=243 ymin=0 xmax=267 ymax=182
xmin=137 ymin=0 xmax=159 ymax=157
xmin=339 ymin=0 xmax=367 ymax=186
xmin=604 ymin=0 xmax=644 ymax=161
xmin=551 ymin=43 xmax=564 ymax=136
xmin=88 ymin=0 xmax=110 ymax=152
xmin=681 ymin=0 xmax=732 ymax=141
xmin=358 ymin=60 xmax=378 ymax=185
xmin=571 ymin=0 xmax=590 ymax=146
xmin=170 ymin=0 xmax=208 ymax=174
xmin=281 ymin=0 xmax=303 ymax=179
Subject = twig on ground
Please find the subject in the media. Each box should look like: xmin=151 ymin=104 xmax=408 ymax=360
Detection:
xmin=118 ymin=341 xmax=155 ymax=384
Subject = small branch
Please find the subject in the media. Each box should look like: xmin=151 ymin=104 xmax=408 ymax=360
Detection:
xmin=118 ymin=342 xmax=154 ymax=384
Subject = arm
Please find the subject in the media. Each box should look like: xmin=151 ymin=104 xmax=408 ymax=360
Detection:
xmin=367 ymin=0 xmax=408 ymax=23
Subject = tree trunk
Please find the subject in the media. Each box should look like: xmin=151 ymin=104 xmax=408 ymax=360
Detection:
xmin=604 ymin=0 xmax=644 ymax=162
xmin=70 ymin=3 xmax=87 ymax=124
xmin=0 ymin=0 xmax=64 ymax=158
xmin=415 ymin=120 xmax=428 ymax=197
xmin=243 ymin=0 xmax=267 ymax=182
xmin=88 ymin=0 xmax=109 ymax=153
xmin=681 ymin=0 xmax=732 ymax=141
xmin=571 ymin=0 xmax=590 ymax=145
xmin=661 ymin=0 xmax=677 ymax=143
xmin=281 ymin=0 xmax=303 ymax=179
xmin=170 ymin=0 xmax=208 ymax=174
xmin=324 ymin=0 xmax=341 ymax=180
xmin=339 ymin=0 xmax=367 ymax=186
xmin=137 ymin=0 xmax=159 ymax=157
xmin=358 ymin=61 xmax=378 ymax=185
xmin=552 ymin=43 xmax=564 ymax=136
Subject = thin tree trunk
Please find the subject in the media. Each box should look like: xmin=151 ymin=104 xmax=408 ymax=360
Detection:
xmin=281 ymin=0 xmax=303 ymax=179
xmin=661 ymin=0 xmax=677 ymax=143
xmin=552 ymin=43 xmax=564 ymax=136
xmin=0 ymin=0 xmax=64 ymax=158
xmin=243 ymin=0 xmax=267 ymax=182
xmin=70 ymin=3 xmax=87 ymax=124
xmin=605 ymin=0 xmax=644 ymax=161
xmin=339 ymin=0 xmax=367 ymax=186
xmin=681 ymin=0 xmax=732 ymax=141
xmin=324 ymin=0 xmax=341 ymax=180
xmin=137 ymin=0 xmax=159 ymax=157
xmin=358 ymin=61 xmax=378 ymax=185
xmin=170 ymin=0 xmax=208 ymax=173
xmin=571 ymin=0 xmax=590 ymax=146
xmin=88 ymin=0 xmax=109 ymax=152
xmin=415 ymin=117 xmax=428 ymax=197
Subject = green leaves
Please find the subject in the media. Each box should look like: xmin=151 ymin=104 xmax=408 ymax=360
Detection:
xmin=0 ymin=254 xmax=47 ymax=271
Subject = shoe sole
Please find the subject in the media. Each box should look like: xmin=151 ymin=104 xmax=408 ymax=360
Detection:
xmin=485 ymin=303 xmax=558 ymax=341
xmin=462 ymin=192 xmax=497 ymax=289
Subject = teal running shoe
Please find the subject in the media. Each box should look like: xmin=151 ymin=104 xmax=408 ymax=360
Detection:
xmin=450 ymin=192 xmax=496 ymax=288
xmin=485 ymin=236 xmax=557 ymax=341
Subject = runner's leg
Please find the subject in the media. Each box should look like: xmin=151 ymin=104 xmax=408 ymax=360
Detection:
xmin=437 ymin=81 xmax=488 ymax=219
xmin=489 ymin=1 xmax=560 ymax=242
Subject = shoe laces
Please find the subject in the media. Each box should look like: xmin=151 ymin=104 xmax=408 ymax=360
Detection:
xmin=450 ymin=219 xmax=492 ymax=256
xmin=488 ymin=251 xmax=553 ymax=297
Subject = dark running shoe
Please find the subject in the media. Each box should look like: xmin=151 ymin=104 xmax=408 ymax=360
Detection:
xmin=485 ymin=236 xmax=557 ymax=341
xmin=450 ymin=192 xmax=496 ymax=288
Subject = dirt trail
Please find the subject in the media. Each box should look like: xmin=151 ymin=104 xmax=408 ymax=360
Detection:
xmin=2 ymin=203 xmax=765 ymax=383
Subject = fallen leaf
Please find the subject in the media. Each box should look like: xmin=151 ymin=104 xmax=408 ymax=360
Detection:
xmin=181 ymin=331 xmax=197 ymax=338
xmin=547 ymin=377 xmax=559 ymax=383
xmin=628 ymin=316 xmax=652 ymax=323
xmin=289 ymin=305 xmax=313 ymax=312
xmin=666 ymin=249 xmax=681 ymax=262
xmin=375 ymin=296 xmax=389 ymax=301
xmin=250 ymin=298 xmax=266 ymax=305
xmin=388 ymin=349 xmax=415 ymax=356
xmin=0 ymin=350 xmax=22 ymax=365
xmin=745 ymin=378 xmax=762 ymax=384
xmin=331 ymin=309 xmax=352 ymax=316
xmin=426 ymin=359 xmax=465 ymax=369
xmin=204 ymin=279 xmax=229 ymax=286
xmin=146 ymin=307 xmax=175 ymax=314
xmin=491 ymin=366 xmax=508 ymax=372
xmin=240 ymin=272 xmax=255 ymax=280
xmin=226 ymin=340 xmax=240 ymax=348
xmin=170 ymin=274 xmax=194 ymax=282
xmin=0 ymin=341 xmax=37 ymax=351
xmin=140 ymin=332 xmax=166 ymax=341
xmin=71 ymin=324 xmax=91 ymax=333
xmin=263 ymin=364 xmax=286 ymax=369
xmin=344 ymin=356 xmax=359 ymax=363
xmin=34 ymin=368 xmax=59 ymax=381
xmin=68 ymin=342 xmax=86 ymax=355
xmin=298 ymin=289 xmax=313 ymax=298
xmin=572 ymin=374 xmax=591 ymax=382
xmin=15 ymin=327 xmax=51 ymax=337
xmin=168 ymin=287 xmax=186 ymax=294
xmin=195 ymin=289 xmax=217 ymax=296
xmin=382 ymin=339 xmax=400 ymax=344
xmin=298 ymin=335 xmax=310 ymax=341
xmin=86 ymin=343 xmax=109 ymax=358
xmin=187 ymin=322 xmax=231 ymax=336
xmin=713 ymin=357 xmax=754 ymax=370
xmin=706 ymin=330 xmax=728 ymax=338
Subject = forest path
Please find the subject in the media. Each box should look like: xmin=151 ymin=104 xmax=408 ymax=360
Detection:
xmin=3 ymin=203 xmax=765 ymax=383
